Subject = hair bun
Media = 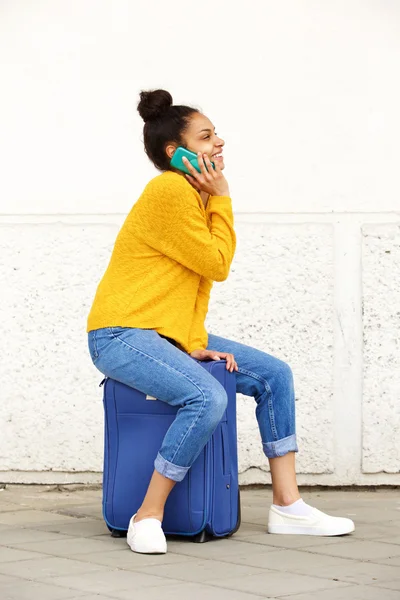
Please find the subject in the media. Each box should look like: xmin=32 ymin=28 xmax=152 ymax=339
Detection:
xmin=137 ymin=89 xmax=173 ymax=122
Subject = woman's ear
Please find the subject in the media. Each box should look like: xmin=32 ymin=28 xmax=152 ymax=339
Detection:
xmin=165 ymin=144 xmax=177 ymax=160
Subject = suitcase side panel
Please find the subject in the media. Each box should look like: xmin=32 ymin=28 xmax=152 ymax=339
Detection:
xmin=205 ymin=363 xmax=239 ymax=536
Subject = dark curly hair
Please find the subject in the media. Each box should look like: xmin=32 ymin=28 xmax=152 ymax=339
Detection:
xmin=137 ymin=89 xmax=199 ymax=171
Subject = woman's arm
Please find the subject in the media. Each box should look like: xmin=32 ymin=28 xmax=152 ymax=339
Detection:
xmin=136 ymin=176 xmax=236 ymax=282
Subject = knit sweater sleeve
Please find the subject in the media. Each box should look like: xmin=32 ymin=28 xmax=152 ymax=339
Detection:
xmin=187 ymin=276 xmax=214 ymax=354
xmin=138 ymin=175 xmax=236 ymax=282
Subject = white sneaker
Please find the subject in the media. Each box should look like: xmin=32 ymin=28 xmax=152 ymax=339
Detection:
xmin=268 ymin=505 xmax=355 ymax=536
xmin=127 ymin=513 xmax=167 ymax=553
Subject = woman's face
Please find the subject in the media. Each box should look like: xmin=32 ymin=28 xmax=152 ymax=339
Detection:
xmin=167 ymin=112 xmax=225 ymax=171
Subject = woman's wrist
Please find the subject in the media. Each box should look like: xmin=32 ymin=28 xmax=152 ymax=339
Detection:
xmin=210 ymin=192 xmax=230 ymax=198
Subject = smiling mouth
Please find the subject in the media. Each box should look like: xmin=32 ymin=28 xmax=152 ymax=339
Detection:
xmin=212 ymin=153 xmax=223 ymax=159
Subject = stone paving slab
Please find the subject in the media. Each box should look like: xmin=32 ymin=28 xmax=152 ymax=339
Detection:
xmin=0 ymin=556 xmax=105 ymax=579
xmin=164 ymin=536 xmax=279 ymax=559
xmin=36 ymin=569 xmax=186 ymax=595
xmin=133 ymin=557 xmax=268 ymax=584
xmin=348 ymin=521 xmax=400 ymax=540
xmin=235 ymin=531 xmax=358 ymax=548
xmin=0 ymin=485 xmax=399 ymax=600
xmin=20 ymin=519 xmax=108 ymax=538
xmin=70 ymin=547 xmax=196 ymax=569
xmin=0 ymin=546 xmax=49 ymax=564
xmin=373 ymin=554 xmax=400 ymax=567
xmin=61 ymin=596 xmax=121 ymax=600
xmin=375 ymin=534 xmax=400 ymax=546
xmin=301 ymin=539 xmax=400 ymax=560
xmin=6 ymin=536 xmax=123 ymax=557
xmin=0 ymin=509 xmax=80 ymax=527
xmin=0 ymin=574 xmax=21 ymax=585
xmin=265 ymin=552 xmax=400 ymax=585
xmin=207 ymin=570 xmax=350 ymax=597
xmin=0 ymin=528 xmax=73 ymax=546
xmin=0 ymin=579 xmax=89 ymax=600
xmin=372 ymin=579 xmax=400 ymax=592
xmin=109 ymin=581 xmax=270 ymax=600
xmin=281 ymin=584 xmax=400 ymax=599
xmin=0 ymin=503 xmax=30 ymax=513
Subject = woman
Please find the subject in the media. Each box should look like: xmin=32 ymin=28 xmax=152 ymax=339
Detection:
xmin=87 ymin=89 xmax=355 ymax=554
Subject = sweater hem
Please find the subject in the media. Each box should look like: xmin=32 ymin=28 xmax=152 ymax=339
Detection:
xmin=86 ymin=319 xmax=192 ymax=354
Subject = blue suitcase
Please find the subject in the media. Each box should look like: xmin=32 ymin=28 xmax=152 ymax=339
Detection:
xmin=99 ymin=357 xmax=241 ymax=542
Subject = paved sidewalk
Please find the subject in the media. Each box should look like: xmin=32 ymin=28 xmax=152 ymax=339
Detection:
xmin=0 ymin=485 xmax=399 ymax=599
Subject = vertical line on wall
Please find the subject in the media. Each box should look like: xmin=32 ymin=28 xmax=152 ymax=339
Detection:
xmin=332 ymin=221 xmax=363 ymax=484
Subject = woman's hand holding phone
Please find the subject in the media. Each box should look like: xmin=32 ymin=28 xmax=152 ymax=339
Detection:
xmin=182 ymin=152 xmax=230 ymax=197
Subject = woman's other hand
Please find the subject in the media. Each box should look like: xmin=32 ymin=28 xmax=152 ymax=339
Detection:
xmin=189 ymin=348 xmax=238 ymax=373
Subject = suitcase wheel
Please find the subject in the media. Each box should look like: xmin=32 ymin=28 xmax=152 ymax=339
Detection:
xmin=192 ymin=529 xmax=214 ymax=543
xmin=108 ymin=526 xmax=127 ymax=538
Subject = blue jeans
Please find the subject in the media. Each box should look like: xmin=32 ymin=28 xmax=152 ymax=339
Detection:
xmin=88 ymin=327 xmax=298 ymax=482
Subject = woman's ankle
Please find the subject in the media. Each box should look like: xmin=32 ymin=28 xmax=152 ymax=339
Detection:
xmin=134 ymin=509 xmax=164 ymax=523
xmin=272 ymin=492 xmax=301 ymax=507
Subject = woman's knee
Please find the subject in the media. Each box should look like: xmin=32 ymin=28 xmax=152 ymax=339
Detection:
xmin=273 ymin=360 xmax=295 ymax=396
xmin=258 ymin=358 xmax=294 ymax=395
xmin=279 ymin=360 xmax=294 ymax=381
xmin=207 ymin=387 xmax=228 ymax=427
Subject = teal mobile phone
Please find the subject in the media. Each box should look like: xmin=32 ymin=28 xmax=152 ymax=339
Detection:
xmin=170 ymin=146 xmax=215 ymax=175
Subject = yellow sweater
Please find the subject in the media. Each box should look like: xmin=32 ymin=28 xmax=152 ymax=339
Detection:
xmin=86 ymin=170 xmax=236 ymax=354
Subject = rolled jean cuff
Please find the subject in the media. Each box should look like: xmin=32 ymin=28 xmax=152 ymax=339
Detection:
xmin=154 ymin=451 xmax=190 ymax=482
xmin=263 ymin=434 xmax=298 ymax=458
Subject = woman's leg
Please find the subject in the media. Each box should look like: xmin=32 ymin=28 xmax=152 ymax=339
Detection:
xmin=206 ymin=333 xmax=354 ymax=535
xmin=207 ymin=333 xmax=299 ymax=499
xmin=134 ymin=470 xmax=176 ymax=523
xmin=217 ymin=330 xmax=301 ymax=505
xmin=269 ymin=452 xmax=301 ymax=506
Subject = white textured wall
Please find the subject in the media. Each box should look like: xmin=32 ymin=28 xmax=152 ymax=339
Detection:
xmin=362 ymin=225 xmax=400 ymax=474
xmin=1 ymin=1 xmax=399 ymax=485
